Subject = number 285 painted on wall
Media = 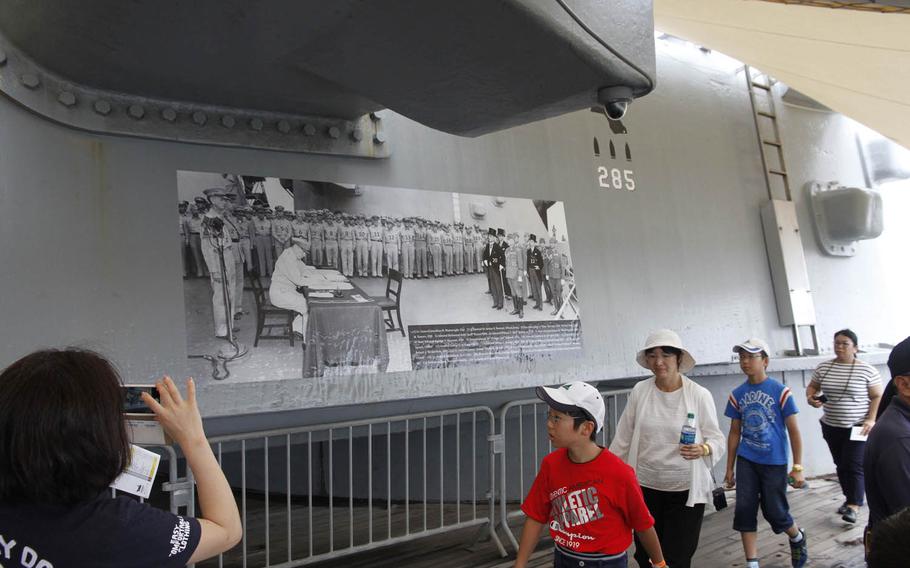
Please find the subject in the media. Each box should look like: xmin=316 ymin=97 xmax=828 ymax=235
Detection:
xmin=596 ymin=167 xmax=635 ymax=191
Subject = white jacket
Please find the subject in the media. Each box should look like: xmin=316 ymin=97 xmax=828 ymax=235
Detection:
xmin=609 ymin=375 xmax=726 ymax=507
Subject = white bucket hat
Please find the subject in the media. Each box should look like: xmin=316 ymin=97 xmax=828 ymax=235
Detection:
xmin=636 ymin=329 xmax=697 ymax=374
xmin=536 ymin=382 xmax=605 ymax=433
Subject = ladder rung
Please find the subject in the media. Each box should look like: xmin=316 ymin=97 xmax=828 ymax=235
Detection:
xmin=762 ymin=139 xmax=782 ymax=147
xmin=757 ymin=111 xmax=777 ymax=119
xmin=751 ymin=81 xmax=771 ymax=91
xmin=768 ymin=169 xmax=788 ymax=176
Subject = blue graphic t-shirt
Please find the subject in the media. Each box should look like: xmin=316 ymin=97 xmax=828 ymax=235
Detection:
xmin=724 ymin=377 xmax=799 ymax=465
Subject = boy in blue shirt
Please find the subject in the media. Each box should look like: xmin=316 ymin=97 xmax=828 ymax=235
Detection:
xmin=723 ymin=339 xmax=808 ymax=568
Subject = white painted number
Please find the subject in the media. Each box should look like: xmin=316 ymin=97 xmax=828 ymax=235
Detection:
xmin=596 ymin=167 xmax=636 ymax=191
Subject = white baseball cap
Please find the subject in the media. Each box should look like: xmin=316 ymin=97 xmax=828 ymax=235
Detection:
xmin=734 ymin=338 xmax=771 ymax=356
xmin=536 ymin=382 xmax=605 ymax=433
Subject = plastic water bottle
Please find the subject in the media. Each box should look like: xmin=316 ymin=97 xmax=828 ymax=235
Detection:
xmin=679 ymin=412 xmax=696 ymax=445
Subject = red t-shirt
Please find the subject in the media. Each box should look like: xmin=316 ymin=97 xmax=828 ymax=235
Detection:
xmin=521 ymin=447 xmax=654 ymax=554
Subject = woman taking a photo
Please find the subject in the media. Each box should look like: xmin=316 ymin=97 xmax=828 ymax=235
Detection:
xmin=610 ymin=329 xmax=725 ymax=568
xmin=805 ymin=329 xmax=883 ymax=523
xmin=0 ymin=348 xmax=242 ymax=567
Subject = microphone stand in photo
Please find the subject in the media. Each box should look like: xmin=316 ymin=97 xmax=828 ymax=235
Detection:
xmin=189 ymin=219 xmax=249 ymax=380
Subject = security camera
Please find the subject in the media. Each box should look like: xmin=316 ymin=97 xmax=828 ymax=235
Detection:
xmin=597 ymin=86 xmax=633 ymax=122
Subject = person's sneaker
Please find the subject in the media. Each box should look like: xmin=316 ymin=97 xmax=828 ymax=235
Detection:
xmin=789 ymin=529 xmax=808 ymax=568
xmin=836 ymin=502 xmax=849 ymax=516
xmin=842 ymin=507 xmax=858 ymax=523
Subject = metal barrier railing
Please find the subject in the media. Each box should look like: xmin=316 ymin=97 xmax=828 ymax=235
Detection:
xmin=189 ymin=406 xmax=506 ymax=567
xmin=495 ymin=388 xmax=632 ymax=552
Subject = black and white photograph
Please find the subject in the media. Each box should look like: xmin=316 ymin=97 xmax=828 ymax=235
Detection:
xmin=178 ymin=171 xmax=582 ymax=382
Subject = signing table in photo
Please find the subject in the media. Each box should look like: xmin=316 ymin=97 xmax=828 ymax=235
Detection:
xmin=301 ymin=269 xmax=390 ymax=378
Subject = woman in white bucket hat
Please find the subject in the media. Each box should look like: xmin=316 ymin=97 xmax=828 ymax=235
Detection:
xmin=610 ymin=329 xmax=725 ymax=568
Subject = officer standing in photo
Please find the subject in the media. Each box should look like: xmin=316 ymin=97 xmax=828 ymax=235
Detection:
xmin=235 ymin=207 xmax=254 ymax=274
xmin=452 ymin=223 xmax=464 ymax=275
xmin=400 ymin=219 xmax=415 ymax=278
xmin=429 ymin=222 xmax=443 ymax=278
xmin=186 ymin=204 xmax=207 ymax=278
xmin=251 ymin=207 xmax=273 ymax=276
xmin=178 ymin=202 xmax=190 ymax=278
xmin=414 ymin=219 xmax=428 ymax=278
xmin=383 ymin=218 xmax=401 ymax=272
xmin=546 ymin=237 xmax=568 ymax=315
xmin=368 ymin=216 xmax=384 ymax=276
xmin=504 ymin=233 xmax=524 ymax=318
xmin=527 ymin=234 xmax=544 ymax=310
xmin=472 ymin=226 xmax=484 ymax=274
xmin=463 ymin=223 xmax=475 ymax=274
xmin=498 ymin=228 xmax=511 ymax=297
xmin=222 ymin=204 xmax=248 ymax=320
xmin=200 ymin=187 xmax=238 ymax=339
xmin=324 ymin=212 xmax=340 ymax=269
xmin=354 ymin=215 xmax=370 ymax=277
xmin=441 ymin=224 xmax=454 ymax=276
xmin=310 ymin=211 xmax=325 ymax=268
xmin=338 ymin=215 xmax=355 ymax=277
xmin=271 ymin=206 xmax=293 ymax=260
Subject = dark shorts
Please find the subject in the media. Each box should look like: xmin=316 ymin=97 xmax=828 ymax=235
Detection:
xmin=733 ymin=455 xmax=794 ymax=533
xmin=554 ymin=546 xmax=627 ymax=568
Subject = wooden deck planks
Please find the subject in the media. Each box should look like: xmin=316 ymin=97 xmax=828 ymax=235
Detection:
xmin=202 ymin=475 xmax=868 ymax=567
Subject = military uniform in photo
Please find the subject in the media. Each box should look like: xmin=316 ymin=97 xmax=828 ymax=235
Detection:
xmin=339 ymin=221 xmax=355 ymax=277
xmin=310 ymin=218 xmax=325 ymax=267
xmin=527 ymin=235 xmax=544 ymax=310
xmin=324 ymin=218 xmax=339 ymax=269
xmin=187 ymin=209 xmax=207 ymax=277
xmin=252 ymin=212 xmax=274 ymax=276
xmin=414 ymin=222 xmax=428 ymax=278
xmin=441 ymin=228 xmax=453 ymax=275
xmin=354 ymin=220 xmax=370 ymax=277
xmin=200 ymin=188 xmax=237 ymax=338
xmin=428 ymin=225 xmax=442 ymax=277
xmin=383 ymin=222 xmax=400 ymax=272
xmin=400 ymin=222 xmax=415 ymax=278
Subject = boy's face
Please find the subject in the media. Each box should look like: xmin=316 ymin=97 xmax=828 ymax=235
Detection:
xmin=737 ymin=349 xmax=768 ymax=374
xmin=546 ymin=408 xmax=593 ymax=448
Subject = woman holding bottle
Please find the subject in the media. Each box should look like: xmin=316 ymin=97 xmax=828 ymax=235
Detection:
xmin=610 ymin=329 xmax=726 ymax=568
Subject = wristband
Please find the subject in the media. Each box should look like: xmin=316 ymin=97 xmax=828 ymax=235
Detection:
xmin=651 ymin=561 xmax=668 ymax=568
xmin=702 ymin=443 xmax=711 ymax=456
xmin=792 ymin=464 xmax=804 ymax=472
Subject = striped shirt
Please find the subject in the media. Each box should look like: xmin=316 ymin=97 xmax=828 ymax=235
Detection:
xmin=811 ymin=359 xmax=881 ymax=428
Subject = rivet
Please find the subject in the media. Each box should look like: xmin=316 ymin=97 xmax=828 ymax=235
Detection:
xmin=128 ymin=104 xmax=145 ymax=119
xmin=0 ymin=50 xmax=7 ymax=66
xmin=302 ymin=123 xmax=316 ymax=136
xmin=192 ymin=111 xmax=207 ymax=125
xmin=249 ymin=118 xmax=263 ymax=131
xmin=374 ymin=131 xmax=387 ymax=144
xmin=162 ymin=108 xmax=177 ymax=122
xmin=20 ymin=74 xmax=39 ymax=88
xmin=57 ymin=92 xmax=77 ymax=107
xmin=221 ymin=115 xmax=236 ymax=128
xmin=277 ymin=120 xmax=291 ymax=134
xmin=351 ymin=128 xmax=363 ymax=142
xmin=93 ymin=100 xmax=112 ymax=115
xmin=327 ymin=126 xmax=341 ymax=139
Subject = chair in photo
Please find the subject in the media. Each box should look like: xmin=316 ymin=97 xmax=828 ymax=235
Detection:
xmin=249 ymin=272 xmax=295 ymax=347
xmin=371 ymin=268 xmax=405 ymax=337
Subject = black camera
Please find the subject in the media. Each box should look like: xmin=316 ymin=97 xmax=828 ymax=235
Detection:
xmin=814 ymin=394 xmax=829 ymax=404
xmin=713 ymin=486 xmax=728 ymax=511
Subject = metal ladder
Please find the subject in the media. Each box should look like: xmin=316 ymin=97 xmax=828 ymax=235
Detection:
xmin=745 ymin=65 xmax=819 ymax=356
xmin=745 ymin=65 xmax=793 ymax=202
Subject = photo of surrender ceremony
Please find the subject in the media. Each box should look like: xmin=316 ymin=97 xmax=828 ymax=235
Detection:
xmin=178 ymin=172 xmax=581 ymax=382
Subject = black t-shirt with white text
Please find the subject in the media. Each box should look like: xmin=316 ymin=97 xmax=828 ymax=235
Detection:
xmin=0 ymin=493 xmax=200 ymax=568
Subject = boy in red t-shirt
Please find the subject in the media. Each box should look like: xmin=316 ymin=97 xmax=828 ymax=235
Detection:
xmin=515 ymin=382 xmax=668 ymax=568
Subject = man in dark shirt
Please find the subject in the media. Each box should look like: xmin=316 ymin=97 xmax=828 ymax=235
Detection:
xmin=864 ymin=336 xmax=910 ymax=528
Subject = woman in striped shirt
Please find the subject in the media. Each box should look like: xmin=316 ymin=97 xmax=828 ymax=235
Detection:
xmin=805 ymin=329 xmax=883 ymax=524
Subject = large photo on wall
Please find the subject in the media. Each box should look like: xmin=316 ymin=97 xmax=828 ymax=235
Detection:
xmin=177 ymin=171 xmax=581 ymax=383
